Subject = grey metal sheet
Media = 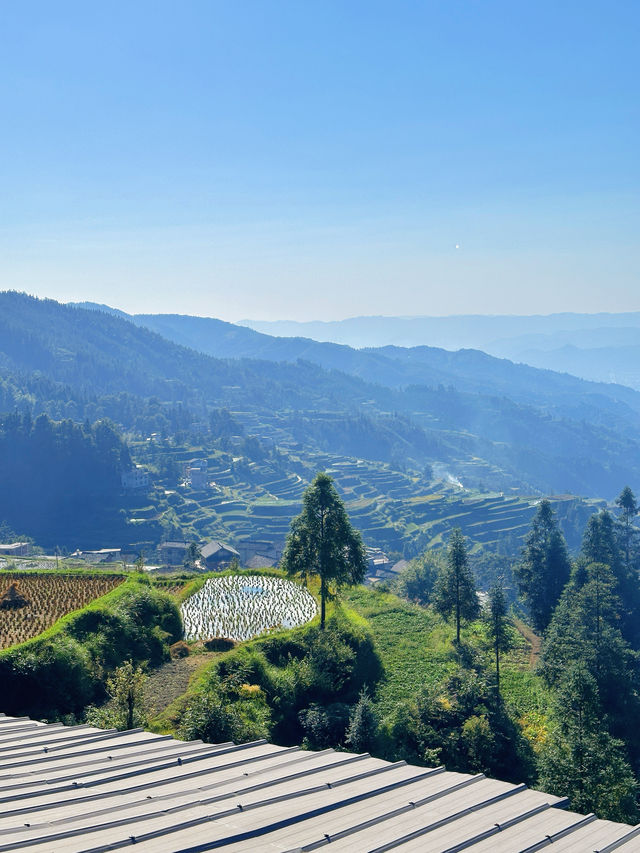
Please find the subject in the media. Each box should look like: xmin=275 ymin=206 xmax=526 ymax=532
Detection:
xmin=0 ymin=715 xmax=635 ymax=853
xmin=553 ymin=819 xmax=640 ymax=852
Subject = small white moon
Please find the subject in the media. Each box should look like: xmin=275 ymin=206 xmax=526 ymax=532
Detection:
xmin=455 ymin=244 xmax=460 ymax=249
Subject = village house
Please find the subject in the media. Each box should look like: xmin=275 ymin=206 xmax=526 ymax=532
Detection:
xmin=0 ymin=542 xmax=31 ymax=557
xmin=201 ymin=540 xmax=240 ymax=570
xmin=185 ymin=458 xmax=210 ymax=489
xmin=158 ymin=540 xmax=192 ymax=565
xmin=236 ymin=537 xmax=284 ymax=567
xmin=121 ymin=466 xmax=150 ymax=489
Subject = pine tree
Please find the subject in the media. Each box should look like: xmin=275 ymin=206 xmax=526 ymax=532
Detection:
xmin=345 ymin=688 xmax=379 ymax=753
xmin=281 ymin=472 xmax=367 ymax=628
xmin=514 ymin=500 xmax=571 ymax=633
xmin=582 ymin=511 xmax=622 ymax=578
xmin=539 ymin=664 xmax=638 ymax=824
xmin=486 ymin=582 xmax=512 ymax=696
xmin=616 ymin=486 xmax=639 ymax=573
xmin=433 ymin=528 xmax=480 ymax=644
xmin=581 ymin=509 xmax=640 ymax=648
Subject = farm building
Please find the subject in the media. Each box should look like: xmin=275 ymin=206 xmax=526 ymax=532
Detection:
xmin=201 ymin=539 xmax=240 ymax=569
xmin=121 ymin=466 xmax=150 ymax=490
xmin=0 ymin=541 xmax=30 ymax=557
xmin=0 ymin=713 xmax=637 ymax=851
xmin=71 ymin=547 xmax=122 ymax=564
xmin=236 ymin=537 xmax=284 ymax=566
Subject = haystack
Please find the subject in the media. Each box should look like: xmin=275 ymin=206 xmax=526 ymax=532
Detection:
xmin=0 ymin=582 xmax=30 ymax=610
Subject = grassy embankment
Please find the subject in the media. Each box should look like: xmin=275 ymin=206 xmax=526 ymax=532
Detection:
xmin=150 ymin=575 xmax=550 ymax=754
xmin=0 ymin=568 xmax=182 ymax=719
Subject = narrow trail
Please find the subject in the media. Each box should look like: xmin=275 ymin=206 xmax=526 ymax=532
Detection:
xmin=513 ymin=618 xmax=541 ymax=669
xmin=143 ymin=654 xmax=209 ymax=716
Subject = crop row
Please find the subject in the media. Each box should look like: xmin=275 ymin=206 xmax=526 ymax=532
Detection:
xmin=0 ymin=573 xmax=125 ymax=649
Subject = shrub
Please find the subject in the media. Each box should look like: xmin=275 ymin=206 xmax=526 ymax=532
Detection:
xmin=299 ymin=702 xmax=351 ymax=750
xmin=170 ymin=640 xmax=190 ymax=658
xmin=203 ymin=637 xmax=236 ymax=652
xmin=346 ymin=688 xmax=380 ymax=754
xmin=179 ymin=678 xmax=271 ymax=745
xmin=0 ymin=583 xmax=182 ymax=719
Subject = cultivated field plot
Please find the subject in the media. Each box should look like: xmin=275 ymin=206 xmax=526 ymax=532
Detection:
xmin=181 ymin=574 xmax=317 ymax=642
xmin=0 ymin=573 xmax=125 ymax=649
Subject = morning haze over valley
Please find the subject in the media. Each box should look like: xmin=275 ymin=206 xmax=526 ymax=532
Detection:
xmin=1 ymin=2 xmax=639 ymax=850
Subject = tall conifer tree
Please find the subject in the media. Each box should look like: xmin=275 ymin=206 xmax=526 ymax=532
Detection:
xmin=514 ymin=500 xmax=571 ymax=633
xmin=433 ymin=528 xmax=479 ymax=644
xmin=487 ymin=582 xmax=512 ymax=696
xmin=281 ymin=472 xmax=367 ymax=629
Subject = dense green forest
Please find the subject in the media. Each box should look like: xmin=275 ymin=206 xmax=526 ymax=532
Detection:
xmin=0 ymin=413 xmax=132 ymax=548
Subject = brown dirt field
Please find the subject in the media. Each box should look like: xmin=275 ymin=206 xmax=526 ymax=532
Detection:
xmin=0 ymin=573 xmax=124 ymax=649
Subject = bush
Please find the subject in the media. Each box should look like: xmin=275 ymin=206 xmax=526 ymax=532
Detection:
xmin=380 ymin=670 xmax=535 ymax=782
xmin=178 ymin=613 xmax=384 ymax=749
xmin=346 ymin=688 xmax=380 ymax=753
xmin=179 ymin=677 xmax=271 ymax=745
xmin=299 ymin=702 xmax=351 ymax=750
xmin=0 ymin=635 xmax=94 ymax=718
xmin=0 ymin=583 xmax=182 ymax=719
xmin=395 ymin=551 xmax=442 ymax=606
xmin=203 ymin=637 xmax=236 ymax=653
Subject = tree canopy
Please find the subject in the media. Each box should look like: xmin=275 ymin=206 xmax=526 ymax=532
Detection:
xmin=281 ymin=472 xmax=367 ymax=628
xmin=514 ymin=500 xmax=571 ymax=633
xmin=433 ymin=528 xmax=480 ymax=644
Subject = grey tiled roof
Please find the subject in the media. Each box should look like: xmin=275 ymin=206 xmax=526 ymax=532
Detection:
xmin=0 ymin=713 xmax=637 ymax=852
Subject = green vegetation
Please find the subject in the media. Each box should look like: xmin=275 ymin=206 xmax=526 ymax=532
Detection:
xmin=432 ymin=527 xmax=480 ymax=643
xmin=0 ymin=413 xmax=137 ymax=550
xmin=0 ymin=576 xmax=181 ymax=719
xmin=85 ymin=659 xmax=148 ymax=731
xmin=177 ymin=611 xmax=382 ymax=748
xmin=514 ymin=500 xmax=571 ymax=632
xmin=3 ymin=480 xmax=639 ymax=820
xmin=281 ymin=472 xmax=367 ymax=627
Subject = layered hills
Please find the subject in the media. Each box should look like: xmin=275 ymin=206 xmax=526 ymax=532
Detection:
xmin=1 ymin=292 xmax=639 ymax=498
xmin=0 ymin=292 xmax=638 ymax=552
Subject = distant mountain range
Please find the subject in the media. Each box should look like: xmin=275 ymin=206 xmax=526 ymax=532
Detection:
xmin=73 ymin=302 xmax=640 ymax=412
xmin=0 ymin=293 xmax=638 ymax=498
xmin=238 ymin=312 xmax=640 ymax=391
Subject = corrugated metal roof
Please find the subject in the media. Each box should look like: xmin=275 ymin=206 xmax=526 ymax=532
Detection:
xmin=0 ymin=713 xmax=637 ymax=852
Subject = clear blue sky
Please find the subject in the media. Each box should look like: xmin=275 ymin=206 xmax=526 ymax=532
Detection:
xmin=1 ymin=1 xmax=638 ymax=320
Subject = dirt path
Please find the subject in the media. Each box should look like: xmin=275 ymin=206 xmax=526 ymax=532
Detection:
xmin=143 ymin=654 xmax=210 ymax=716
xmin=513 ymin=618 xmax=542 ymax=669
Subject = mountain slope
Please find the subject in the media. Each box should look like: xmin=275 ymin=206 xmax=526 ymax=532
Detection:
xmin=99 ymin=308 xmax=640 ymax=427
xmin=1 ymin=293 xmax=639 ymax=498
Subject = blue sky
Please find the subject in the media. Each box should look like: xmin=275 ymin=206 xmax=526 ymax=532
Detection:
xmin=0 ymin=1 xmax=638 ymax=320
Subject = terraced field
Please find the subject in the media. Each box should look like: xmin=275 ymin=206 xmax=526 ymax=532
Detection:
xmin=131 ymin=434 xmax=598 ymax=566
xmin=0 ymin=572 xmax=125 ymax=649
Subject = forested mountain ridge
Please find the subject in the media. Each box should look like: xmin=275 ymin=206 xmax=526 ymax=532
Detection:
xmin=1 ymin=292 xmax=639 ymax=498
xmin=77 ymin=303 xmax=640 ymax=418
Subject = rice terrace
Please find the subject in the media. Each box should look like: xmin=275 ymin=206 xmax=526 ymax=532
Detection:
xmin=0 ymin=571 xmax=125 ymax=649
xmin=181 ymin=573 xmax=317 ymax=642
